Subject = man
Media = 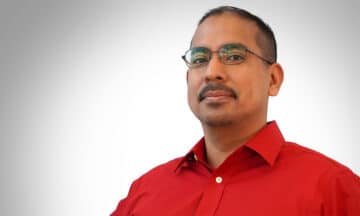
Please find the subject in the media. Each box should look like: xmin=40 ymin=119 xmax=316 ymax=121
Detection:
xmin=111 ymin=6 xmax=360 ymax=215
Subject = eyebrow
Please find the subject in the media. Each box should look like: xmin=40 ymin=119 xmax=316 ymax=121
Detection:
xmin=190 ymin=42 xmax=247 ymax=51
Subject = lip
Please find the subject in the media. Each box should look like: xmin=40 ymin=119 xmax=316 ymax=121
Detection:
xmin=198 ymin=84 xmax=237 ymax=102
xmin=204 ymin=90 xmax=233 ymax=97
xmin=202 ymin=90 xmax=234 ymax=102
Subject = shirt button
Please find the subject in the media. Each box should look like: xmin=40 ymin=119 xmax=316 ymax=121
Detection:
xmin=215 ymin=176 xmax=223 ymax=184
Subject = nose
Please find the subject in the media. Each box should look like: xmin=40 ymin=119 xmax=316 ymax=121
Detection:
xmin=204 ymin=55 xmax=227 ymax=82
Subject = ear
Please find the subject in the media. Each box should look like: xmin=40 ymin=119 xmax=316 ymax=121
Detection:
xmin=268 ymin=63 xmax=284 ymax=96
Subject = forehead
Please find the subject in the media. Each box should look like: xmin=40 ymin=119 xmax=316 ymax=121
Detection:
xmin=191 ymin=13 xmax=259 ymax=50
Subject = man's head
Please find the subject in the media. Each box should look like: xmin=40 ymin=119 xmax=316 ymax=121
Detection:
xmin=185 ymin=6 xmax=283 ymax=128
xmin=197 ymin=6 xmax=277 ymax=64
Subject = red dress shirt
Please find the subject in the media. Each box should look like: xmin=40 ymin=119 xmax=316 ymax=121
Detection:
xmin=111 ymin=121 xmax=360 ymax=215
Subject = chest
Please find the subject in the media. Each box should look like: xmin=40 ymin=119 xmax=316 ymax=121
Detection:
xmin=129 ymin=170 xmax=323 ymax=216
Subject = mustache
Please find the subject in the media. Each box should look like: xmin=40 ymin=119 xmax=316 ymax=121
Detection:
xmin=198 ymin=84 xmax=238 ymax=102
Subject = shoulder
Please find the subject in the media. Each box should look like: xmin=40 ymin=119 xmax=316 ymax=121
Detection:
xmin=282 ymin=143 xmax=359 ymax=189
xmin=276 ymin=142 xmax=360 ymax=187
xmin=129 ymin=156 xmax=184 ymax=189
xmin=110 ymin=157 xmax=184 ymax=215
xmin=282 ymin=141 xmax=360 ymax=189
xmin=280 ymin=142 xmax=354 ymax=173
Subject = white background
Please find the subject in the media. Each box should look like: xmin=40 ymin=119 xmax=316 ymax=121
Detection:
xmin=0 ymin=0 xmax=359 ymax=215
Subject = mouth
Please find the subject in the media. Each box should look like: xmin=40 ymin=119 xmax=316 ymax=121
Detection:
xmin=202 ymin=90 xmax=233 ymax=102
xmin=198 ymin=85 xmax=237 ymax=102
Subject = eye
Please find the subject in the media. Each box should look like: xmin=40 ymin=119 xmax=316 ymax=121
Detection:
xmin=220 ymin=44 xmax=247 ymax=64
xmin=190 ymin=53 xmax=209 ymax=65
xmin=191 ymin=57 xmax=208 ymax=64
xmin=222 ymin=49 xmax=246 ymax=64
xmin=226 ymin=54 xmax=245 ymax=61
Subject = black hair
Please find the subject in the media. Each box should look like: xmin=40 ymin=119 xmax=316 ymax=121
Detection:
xmin=197 ymin=6 xmax=277 ymax=63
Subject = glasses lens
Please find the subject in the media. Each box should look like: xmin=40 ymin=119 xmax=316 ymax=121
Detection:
xmin=184 ymin=47 xmax=210 ymax=67
xmin=220 ymin=44 xmax=247 ymax=64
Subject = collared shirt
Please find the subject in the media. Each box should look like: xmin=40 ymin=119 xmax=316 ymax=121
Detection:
xmin=111 ymin=121 xmax=360 ymax=215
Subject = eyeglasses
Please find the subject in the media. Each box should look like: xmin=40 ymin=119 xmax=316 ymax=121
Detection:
xmin=182 ymin=43 xmax=274 ymax=68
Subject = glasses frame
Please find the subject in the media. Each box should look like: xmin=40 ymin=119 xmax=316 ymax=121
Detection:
xmin=182 ymin=43 xmax=274 ymax=68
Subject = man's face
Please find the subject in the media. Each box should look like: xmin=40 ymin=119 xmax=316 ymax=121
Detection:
xmin=187 ymin=13 xmax=275 ymax=127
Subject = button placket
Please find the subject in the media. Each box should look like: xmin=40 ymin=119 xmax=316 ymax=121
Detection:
xmin=194 ymin=174 xmax=226 ymax=216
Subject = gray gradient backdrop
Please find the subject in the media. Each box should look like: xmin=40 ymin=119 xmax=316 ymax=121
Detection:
xmin=1 ymin=0 xmax=359 ymax=215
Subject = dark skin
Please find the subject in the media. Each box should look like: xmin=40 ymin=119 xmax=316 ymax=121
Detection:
xmin=186 ymin=12 xmax=284 ymax=168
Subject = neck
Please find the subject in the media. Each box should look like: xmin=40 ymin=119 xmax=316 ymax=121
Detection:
xmin=202 ymin=119 xmax=266 ymax=168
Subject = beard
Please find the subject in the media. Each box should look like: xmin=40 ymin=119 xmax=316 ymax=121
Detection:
xmin=197 ymin=111 xmax=234 ymax=127
xmin=203 ymin=118 xmax=233 ymax=127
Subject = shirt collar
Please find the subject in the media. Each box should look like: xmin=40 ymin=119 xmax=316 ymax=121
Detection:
xmin=175 ymin=121 xmax=285 ymax=172
xmin=245 ymin=121 xmax=285 ymax=166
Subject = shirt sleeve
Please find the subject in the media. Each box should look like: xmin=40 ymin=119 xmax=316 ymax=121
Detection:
xmin=110 ymin=197 xmax=127 ymax=216
xmin=110 ymin=179 xmax=141 ymax=216
xmin=320 ymin=167 xmax=360 ymax=215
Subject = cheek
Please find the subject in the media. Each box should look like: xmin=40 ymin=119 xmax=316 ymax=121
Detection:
xmin=187 ymin=76 xmax=200 ymax=105
xmin=188 ymin=87 xmax=200 ymax=111
xmin=233 ymin=73 xmax=269 ymax=104
xmin=187 ymin=84 xmax=201 ymax=118
xmin=187 ymin=73 xmax=202 ymax=96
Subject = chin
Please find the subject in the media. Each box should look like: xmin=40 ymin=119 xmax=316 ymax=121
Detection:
xmin=200 ymin=115 xmax=233 ymax=127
